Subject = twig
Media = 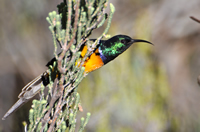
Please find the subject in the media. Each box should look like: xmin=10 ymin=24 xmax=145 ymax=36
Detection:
xmin=190 ymin=16 xmax=200 ymax=23
xmin=47 ymin=84 xmax=64 ymax=132
xmin=40 ymin=78 xmax=59 ymax=131
xmin=57 ymin=0 xmax=80 ymax=74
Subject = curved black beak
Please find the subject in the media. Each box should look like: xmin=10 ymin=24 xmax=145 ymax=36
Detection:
xmin=131 ymin=39 xmax=153 ymax=45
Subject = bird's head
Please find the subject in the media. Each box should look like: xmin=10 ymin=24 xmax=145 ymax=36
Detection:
xmin=99 ymin=35 xmax=152 ymax=64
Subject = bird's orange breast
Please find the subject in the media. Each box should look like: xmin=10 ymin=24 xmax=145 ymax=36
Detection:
xmin=81 ymin=45 xmax=104 ymax=73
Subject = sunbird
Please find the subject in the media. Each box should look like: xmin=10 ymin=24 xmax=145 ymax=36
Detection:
xmin=2 ymin=35 xmax=152 ymax=120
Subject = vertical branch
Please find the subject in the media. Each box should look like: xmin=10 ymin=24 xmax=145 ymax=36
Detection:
xmin=64 ymin=0 xmax=72 ymax=45
xmin=27 ymin=0 xmax=115 ymax=131
xmin=57 ymin=0 xmax=80 ymax=74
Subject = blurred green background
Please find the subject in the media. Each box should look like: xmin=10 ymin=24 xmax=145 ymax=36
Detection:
xmin=1 ymin=0 xmax=200 ymax=131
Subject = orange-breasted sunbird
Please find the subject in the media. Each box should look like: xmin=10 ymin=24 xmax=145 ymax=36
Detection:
xmin=2 ymin=35 xmax=152 ymax=120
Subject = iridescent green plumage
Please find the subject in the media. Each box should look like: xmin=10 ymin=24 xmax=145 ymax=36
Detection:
xmin=99 ymin=35 xmax=152 ymax=64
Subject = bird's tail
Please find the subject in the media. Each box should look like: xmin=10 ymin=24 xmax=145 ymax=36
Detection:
xmin=2 ymin=72 xmax=46 ymax=120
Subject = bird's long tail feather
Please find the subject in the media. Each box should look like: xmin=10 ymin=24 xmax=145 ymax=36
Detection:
xmin=2 ymin=73 xmax=44 ymax=120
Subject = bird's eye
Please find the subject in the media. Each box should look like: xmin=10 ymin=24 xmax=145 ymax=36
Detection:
xmin=120 ymin=39 xmax=126 ymax=44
